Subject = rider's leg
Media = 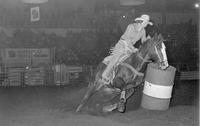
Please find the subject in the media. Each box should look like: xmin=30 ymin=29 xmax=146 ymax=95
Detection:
xmin=102 ymin=42 xmax=124 ymax=83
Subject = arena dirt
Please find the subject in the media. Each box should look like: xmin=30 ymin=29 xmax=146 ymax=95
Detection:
xmin=0 ymin=83 xmax=198 ymax=126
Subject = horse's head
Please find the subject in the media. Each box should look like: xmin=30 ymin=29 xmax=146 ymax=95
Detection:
xmin=141 ymin=33 xmax=169 ymax=70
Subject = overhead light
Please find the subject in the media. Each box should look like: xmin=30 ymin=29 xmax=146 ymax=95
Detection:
xmin=120 ymin=0 xmax=145 ymax=6
xmin=195 ymin=3 xmax=199 ymax=8
xmin=21 ymin=0 xmax=48 ymax=4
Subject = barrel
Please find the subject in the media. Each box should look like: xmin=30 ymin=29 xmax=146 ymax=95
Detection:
xmin=141 ymin=63 xmax=176 ymax=110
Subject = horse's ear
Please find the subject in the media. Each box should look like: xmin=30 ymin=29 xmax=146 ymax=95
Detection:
xmin=158 ymin=34 xmax=163 ymax=38
xmin=153 ymin=33 xmax=158 ymax=41
xmin=154 ymin=33 xmax=158 ymax=37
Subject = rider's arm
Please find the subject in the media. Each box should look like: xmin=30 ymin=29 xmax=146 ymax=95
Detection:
xmin=121 ymin=24 xmax=133 ymax=40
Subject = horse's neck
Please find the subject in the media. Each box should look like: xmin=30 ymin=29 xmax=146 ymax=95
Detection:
xmin=138 ymin=47 xmax=148 ymax=60
xmin=136 ymin=51 xmax=147 ymax=71
xmin=137 ymin=48 xmax=149 ymax=71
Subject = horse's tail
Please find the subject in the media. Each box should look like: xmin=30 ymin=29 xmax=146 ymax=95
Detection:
xmin=76 ymin=80 xmax=104 ymax=112
xmin=76 ymin=83 xmax=96 ymax=112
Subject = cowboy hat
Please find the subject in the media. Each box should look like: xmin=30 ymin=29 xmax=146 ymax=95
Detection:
xmin=135 ymin=14 xmax=153 ymax=25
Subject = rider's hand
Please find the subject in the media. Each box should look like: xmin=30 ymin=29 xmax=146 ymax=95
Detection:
xmin=134 ymin=48 xmax=138 ymax=52
xmin=127 ymin=47 xmax=138 ymax=54
xmin=146 ymin=35 xmax=151 ymax=40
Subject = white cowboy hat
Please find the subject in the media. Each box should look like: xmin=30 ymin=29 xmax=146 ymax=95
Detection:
xmin=135 ymin=14 xmax=153 ymax=25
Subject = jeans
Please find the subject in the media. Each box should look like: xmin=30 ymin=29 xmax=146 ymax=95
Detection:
xmin=102 ymin=39 xmax=137 ymax=83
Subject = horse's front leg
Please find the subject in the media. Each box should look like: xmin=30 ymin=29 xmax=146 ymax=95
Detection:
xmin=117 ymin=89 xmax=127 ymax=112
xmin=117 ymin=80 xmax=144 ymax=112
xmin=117 ymin=85 xmax=136 ymax=112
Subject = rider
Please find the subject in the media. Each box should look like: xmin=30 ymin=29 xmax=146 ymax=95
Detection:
xmin=102 ymin=14 xmax=153 ymax=84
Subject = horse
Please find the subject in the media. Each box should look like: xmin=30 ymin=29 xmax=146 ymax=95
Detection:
xmin=76 ymin=33 xmax=169 ymax=113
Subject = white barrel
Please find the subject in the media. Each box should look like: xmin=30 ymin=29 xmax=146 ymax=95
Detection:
xmin=141 ymin=63 xmax=176 ymax=110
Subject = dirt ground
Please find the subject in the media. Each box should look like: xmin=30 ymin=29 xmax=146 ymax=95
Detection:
xmin=0 ymin=81 xmax=198 ymax=126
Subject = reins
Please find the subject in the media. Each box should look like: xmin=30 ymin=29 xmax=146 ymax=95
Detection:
xmin=120 ymin=49 xmax=149 ymax=81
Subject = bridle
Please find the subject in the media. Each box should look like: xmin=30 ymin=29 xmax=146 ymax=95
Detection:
xmin=119 ymin=40 xmax=166 ymax=82
xmin=154 ymin=45 xmax=162 ymax=62
xmin=154 ymin=42 xmax=168 ymax=67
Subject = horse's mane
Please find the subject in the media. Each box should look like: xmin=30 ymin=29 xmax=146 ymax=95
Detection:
xmin=139 ymin=39 xmax=151 ymax=53
xmin=138 ymin=33 xmax=161 ymax=55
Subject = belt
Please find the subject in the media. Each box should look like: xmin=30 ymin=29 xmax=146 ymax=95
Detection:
xmin=119 ymin=39 xmax=133 ymax=48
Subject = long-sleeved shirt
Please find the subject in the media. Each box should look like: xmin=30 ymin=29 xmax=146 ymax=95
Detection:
xmin=121 ymin=23 xmax=146 ymax=46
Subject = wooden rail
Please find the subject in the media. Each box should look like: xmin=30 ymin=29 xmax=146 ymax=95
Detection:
xmin=180 ymin=71 xmax=199 ymax=80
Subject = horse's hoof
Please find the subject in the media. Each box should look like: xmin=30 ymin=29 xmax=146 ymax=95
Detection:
xmin=117 ymin=101 xmax=125 ymax=113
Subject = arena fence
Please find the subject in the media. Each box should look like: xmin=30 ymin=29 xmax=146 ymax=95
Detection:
xmin=0 ymin=63 xmax=198 ymax=87
xmin=0 ymin=65 xmax=93 ymax=87
xmin=171 ymin=63 xmax=199 ymax=81
xmin=0 ymin=48 xmax=198 ymax=87
xmin=0 ymin=48 xmax=95 ymax=87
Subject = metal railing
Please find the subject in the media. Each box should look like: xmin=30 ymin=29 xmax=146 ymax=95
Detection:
xmin=0 ymin=65 xmax=93 ymax=87
xmin=170 ymin=63 xmax=199 ymax=81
